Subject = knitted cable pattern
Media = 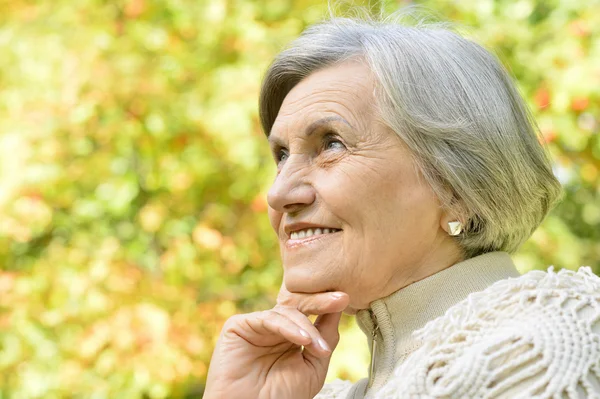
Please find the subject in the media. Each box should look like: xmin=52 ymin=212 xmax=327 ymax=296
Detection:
xmin=376 ymin=266 xmax=600 ymax=399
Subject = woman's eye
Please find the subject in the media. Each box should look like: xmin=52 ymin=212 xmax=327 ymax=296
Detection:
xmin=324 ymin=138 xmax=346 ymax=151
xmin=277 ymin=149 xmax=289 ymax=163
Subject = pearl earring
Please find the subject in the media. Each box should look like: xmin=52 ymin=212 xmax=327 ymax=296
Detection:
xmin=448 ymin=221 xmax=463 ymax=236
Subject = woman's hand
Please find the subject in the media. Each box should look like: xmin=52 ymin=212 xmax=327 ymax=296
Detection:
xmin=203 ymin=286 xmax=350 ymax=399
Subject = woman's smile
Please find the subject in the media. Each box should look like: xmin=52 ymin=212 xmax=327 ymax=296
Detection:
xmin=286 ymin=227 xmax=342 ymax=249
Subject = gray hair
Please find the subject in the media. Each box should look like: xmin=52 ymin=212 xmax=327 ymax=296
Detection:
xmin=259 ymin=12 xmax=562 ymax=258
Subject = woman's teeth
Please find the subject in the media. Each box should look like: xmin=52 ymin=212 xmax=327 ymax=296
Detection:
xmin=290 ymin=228 xmax=340 ymax=240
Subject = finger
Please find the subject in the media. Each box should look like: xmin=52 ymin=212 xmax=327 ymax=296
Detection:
xmin=303 ymin=312 xmax=343 ymax=372
xmin=277 ymin=290 xmax=350 ymax=316
xmin=253 ymin=311 xmax=313 ymax=347
xmin=314 ymin=311 xmax=343 ymax=351
xmin=233 ymin=311 xmax=312 ymax=348
xmin=272 ymin=306 xmax=332 ymax=358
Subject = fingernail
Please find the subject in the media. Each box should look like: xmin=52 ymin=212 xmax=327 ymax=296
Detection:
xmin=331 ymin=293 xmax=344 ymax=299
xmin=299 ymin=329 xmax=311 ymax=340
xmin=318 ymin=338 xmax=331 ymax=352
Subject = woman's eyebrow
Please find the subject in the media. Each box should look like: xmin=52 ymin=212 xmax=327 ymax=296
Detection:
xmin=268 ymin=115 xmax=354 ymax=147
xmin=268 ymin=134 xmax=284 ymax=148
xmin=305 ymin=116 xmax=354 ymax=136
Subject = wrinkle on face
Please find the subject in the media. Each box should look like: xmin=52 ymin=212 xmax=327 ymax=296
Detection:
xmin=272 ymin=73 xmax=373 ymax=141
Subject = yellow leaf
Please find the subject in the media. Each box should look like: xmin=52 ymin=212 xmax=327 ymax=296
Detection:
xmin=192 ymin=225 xmax=223 ymax=250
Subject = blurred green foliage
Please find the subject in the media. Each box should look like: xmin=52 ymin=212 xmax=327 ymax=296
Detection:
xmin=0 ymin=0 xmax=598 ymax=397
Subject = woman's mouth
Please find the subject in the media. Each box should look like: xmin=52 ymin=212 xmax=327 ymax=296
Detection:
xmin=286 ymin=227 xmax=342 ymax=248
xmin=289 ymin=227 xmax=341 ymax=240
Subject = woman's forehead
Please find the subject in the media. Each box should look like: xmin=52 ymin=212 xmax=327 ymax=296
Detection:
xmin=272 ymin=63 xmax=375 ymax=133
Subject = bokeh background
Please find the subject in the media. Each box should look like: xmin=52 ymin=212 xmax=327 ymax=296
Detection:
xmin=0 ymin=0 xmax=599 ymax=397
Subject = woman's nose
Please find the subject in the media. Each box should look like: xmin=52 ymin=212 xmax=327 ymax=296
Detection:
xmin=267 ymin=159 xmax=316 ymax=214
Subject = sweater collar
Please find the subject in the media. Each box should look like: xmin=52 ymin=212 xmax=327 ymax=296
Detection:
xmin=356 ymin=251 xmax=521 ymax=392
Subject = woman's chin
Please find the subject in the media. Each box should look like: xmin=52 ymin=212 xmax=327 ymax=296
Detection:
xmin=284 ymin=271 xmax=335 ymax=295
xmin=284 ymin=274 xmax=363 ymax=314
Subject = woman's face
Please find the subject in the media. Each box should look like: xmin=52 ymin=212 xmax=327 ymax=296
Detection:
xmin=267 ymin=61 xmax=462 ymax=312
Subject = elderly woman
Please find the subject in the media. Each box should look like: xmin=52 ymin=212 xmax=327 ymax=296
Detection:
xmin=204 ymin=13 xmax=600 ymax=399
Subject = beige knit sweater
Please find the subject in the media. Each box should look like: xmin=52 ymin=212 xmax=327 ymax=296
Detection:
xmin=315 ymin=252 xmax=600 ymax=399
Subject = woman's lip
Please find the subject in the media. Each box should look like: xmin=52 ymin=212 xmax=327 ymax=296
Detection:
xmin=285 ymin=230 xmax=341 ymax=248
